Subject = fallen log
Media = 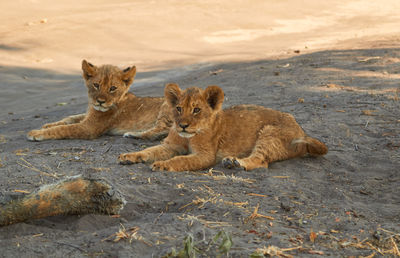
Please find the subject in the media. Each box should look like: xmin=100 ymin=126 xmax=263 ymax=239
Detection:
xmin=0 ymin=175 xmax=126 ymax=226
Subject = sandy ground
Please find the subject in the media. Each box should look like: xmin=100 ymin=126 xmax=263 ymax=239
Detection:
xmin=0 ymin=0 xmax=400 ymax=257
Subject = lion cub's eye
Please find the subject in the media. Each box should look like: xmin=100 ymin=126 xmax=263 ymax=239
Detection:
xmin=110 ymin=86 xmax=117 ymax=92
xmin=193 ymin=107 xmax=201 ymax=114
xmin=93 ymin=83 xmax=100 ymax=90
xmin=176 ymin=106 xmax=182 ymax=113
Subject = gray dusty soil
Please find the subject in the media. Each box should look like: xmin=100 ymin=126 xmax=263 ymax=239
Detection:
xmin=0 ymin=46 xmax=399 ymax=257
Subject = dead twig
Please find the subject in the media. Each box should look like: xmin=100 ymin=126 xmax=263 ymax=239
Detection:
xmin=178 ymin=214 xmax=230 ymax=228
xmin=247 ymin=193 xmax=268 ymax=197
xmin=245 ymin=203 xmax=275 ymax=223
xmin=252 ymin=245 xmax=302 ymax=258
xmin=17 ymin=157 xmax=58 ymax=178
xmin=55 ymin=241 xmax=87 ymax=253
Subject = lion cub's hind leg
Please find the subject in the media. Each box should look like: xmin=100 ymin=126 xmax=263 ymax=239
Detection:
xmin=41 ymin=114 xmax=86 ymax=129
xmin=123 ymin=125 xmax=169 ymax=141
xmin=223 ymin=125 xmax=306 ymax=171
xmin=123 ymin=103 xmax=172 ymax=141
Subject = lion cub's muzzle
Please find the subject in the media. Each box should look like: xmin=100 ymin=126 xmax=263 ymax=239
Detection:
xmin=93 ymin=98 xmax=111 ymax=112
xmin=177 ymin=122 xmax=195 ymax=138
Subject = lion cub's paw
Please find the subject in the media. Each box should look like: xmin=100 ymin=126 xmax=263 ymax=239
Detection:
xmin=222 ymin=157 xmax=242 ymax=169
xmin=42 ymin=122 xmax=64 ymax=129
xmin=27 ymin=130 xmax=44 ymax=141
xmin=223 ymin=157 xmax=269 ymax=171
xmin=151 ymin=161 xmax=175 ymax=172
xmin=123 ymin=131 xmax=142 ymax=139
xmin=118 ymin=152 xmax=149 ymax=165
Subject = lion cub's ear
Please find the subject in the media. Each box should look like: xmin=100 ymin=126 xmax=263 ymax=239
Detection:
xmin=164 ymin=83 xmax=181 ymax=107
xmin=82 ymin=60 xmax=97 ymax=80
xmin=203 ymin=85 xmax=224 ymax=110
xmin=121 ymin=66 xmax=137 ymax=86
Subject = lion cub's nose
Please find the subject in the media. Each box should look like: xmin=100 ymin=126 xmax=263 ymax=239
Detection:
xmin=97 ymin=98 xmax=105 ymax=104
xmin=179 ymin=123 xmax=189 ymax=130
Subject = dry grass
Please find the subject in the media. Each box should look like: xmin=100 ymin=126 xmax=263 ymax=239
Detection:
xmin=103 ymin=224 xmax=152 ymax=246
xmin=178 ymin=214 xmax=231 ymax=228
xmin=245 ymin=203 xmax=275 ymax=223
xmin=251 ymin=245 xmax=302 ymax=258
xmin=179 ymin=196 xmax=219 ymax=210
xmin=206 ymin=169 xmax=255 ymax=183
xmin=339 ymin=235 xmax=400 ymax=256
xmin=17 ymin=157 xmax=58 ymax=178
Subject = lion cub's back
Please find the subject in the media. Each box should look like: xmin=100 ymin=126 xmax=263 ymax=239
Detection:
xmin=223 ymin=104 xmax=299 ymax=127
xmin=217 ymin=104 xmax=305 ymax=158
xmin=111 ymin=96 xmax=166 ymax=133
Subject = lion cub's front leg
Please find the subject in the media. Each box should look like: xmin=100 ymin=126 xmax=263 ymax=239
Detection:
xmin=118 ymin=144 xmax=183 ymax=165
xmin=42 ymin=114 xmax=86 ymax=129
xmin=151 ymin=153 xmax=215 ymax=172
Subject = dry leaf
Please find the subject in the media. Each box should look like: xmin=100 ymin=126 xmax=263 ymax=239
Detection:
xmin=272 ymin=176 xmax=290 ymax=179
xmin=358 ymin=56 xmax=380 ymax=63
xmin=310 ymin=231 xmax=317 ymax=243
xmin=327 ymin=83 xmax=341 ymax=89
xmin=13 ymin=189 xmax=30 ymax=194
xmin=176 ymin=183 xmax=185 ymax=189
xmin=362 ymin=110 xmax=377 ymax=116
xmin=308 ymin=250 xmax=324 ymax=255
xmin=209 ymin=69 xmax=223 ymax=75
xmin=247 ymin=193 xmax=268 ymax=197
xmin=277 ymin=63 xmax=290 ymax=68
xmin=14 ymin=148 xmax=29 ymax=156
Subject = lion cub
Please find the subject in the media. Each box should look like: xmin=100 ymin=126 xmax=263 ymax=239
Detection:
xmin=27 ymin=60 xmax=172 ymax=141
xmin=118 ymin=83 xmax=328 ymax=171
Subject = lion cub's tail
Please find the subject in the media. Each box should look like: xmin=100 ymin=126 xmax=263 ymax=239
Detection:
xmin=291 ymin=136 xmax=328 ymax=156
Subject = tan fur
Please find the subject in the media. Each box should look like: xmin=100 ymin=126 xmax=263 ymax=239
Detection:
xmin=27 ymin=60 xmax=172 ymax=141
xmin=118 ymin=83 xmax=328 ymax=171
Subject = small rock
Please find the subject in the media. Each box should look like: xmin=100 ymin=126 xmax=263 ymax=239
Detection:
xmin=280 ymin=197 xmax=294 ymax=211
xmin=373 ymin=230 xmax=383 ymax=241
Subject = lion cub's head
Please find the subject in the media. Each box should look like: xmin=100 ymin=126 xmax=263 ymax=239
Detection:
xmin=82 ymin=60 xmax=136 ymax=112
xmin=165 ymin=83 xmax=224 ymax=138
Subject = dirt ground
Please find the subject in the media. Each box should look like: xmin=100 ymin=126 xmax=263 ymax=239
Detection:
xmin=1 ymin=0 xmax=400 ymax=257
xmin=0 ymin=42 xmax=399 ymax=256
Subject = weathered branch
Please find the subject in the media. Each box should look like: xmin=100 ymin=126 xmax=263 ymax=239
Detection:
xmin=0 ymin=175 xmax=126 ymax=226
